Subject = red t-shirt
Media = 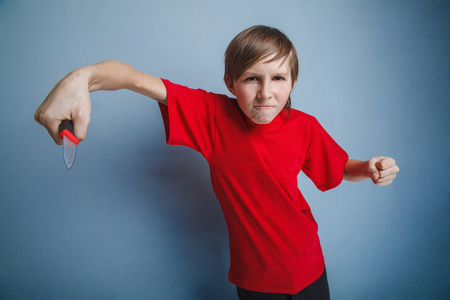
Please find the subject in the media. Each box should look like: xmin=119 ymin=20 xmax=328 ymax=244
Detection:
xmin=159 ymin=79 xmax=349 ymax=294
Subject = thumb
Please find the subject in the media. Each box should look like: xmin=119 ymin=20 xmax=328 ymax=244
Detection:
xmin=70 ymin=95 xmax=92 ymax=142
xmin=71 ymin=114 xmax=90 ymax=142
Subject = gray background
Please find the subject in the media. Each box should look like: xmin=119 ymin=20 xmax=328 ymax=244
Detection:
xmin=1 ymin=0 xmax=449 ymax=299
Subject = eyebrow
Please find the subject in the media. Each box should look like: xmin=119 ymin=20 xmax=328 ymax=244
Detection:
xmin=241 ymin=70 xmax=290 ymax=77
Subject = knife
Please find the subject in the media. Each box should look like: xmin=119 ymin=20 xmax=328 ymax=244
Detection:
xmin=58 ymin=120 xmax=79 ymax=170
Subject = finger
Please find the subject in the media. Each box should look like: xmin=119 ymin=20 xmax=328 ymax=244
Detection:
xmin=372 ymin=178 xmax=394 ymax=186
xmin=48 ymin=119 xmax=65 ymax=145
xmin=373 ymin=169 xmax=398 ymax=186
xmin=375 ymin=173 xmax=397 ymax=183
xmin=378 ymin=165 xmax=400 ymax=179
xmin=368 ymin=158 xmax=380 ymax=180
xmin=376 ymin=157 xmax=396 ymax=170
xmin=35 ymin=109 xmax=66 ymax=145
xmin=71 ymin=114 xmax=90 ymax=142
xmin=71 ymin=104 xmax=91 ymax=142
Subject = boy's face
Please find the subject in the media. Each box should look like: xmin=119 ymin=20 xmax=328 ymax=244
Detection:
xmin=226 ymin=55 xmax=296 ymax=125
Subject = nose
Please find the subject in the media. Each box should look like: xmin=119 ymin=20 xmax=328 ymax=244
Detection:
xmin=257 ymin=81 xmax=272 ymax=100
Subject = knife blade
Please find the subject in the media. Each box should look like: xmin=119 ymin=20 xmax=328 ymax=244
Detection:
xmin=58 ymin=120 xmax=79 ymax=169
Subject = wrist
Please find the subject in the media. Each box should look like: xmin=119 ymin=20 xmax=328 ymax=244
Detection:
xmin=66 ymin=66 xmax=95 ymax=91
xmin=85 ymin=60 xmax=136 ymax=92
xmin=344 ymin=159 xmax=371 ymax=182
xmin=363 ymin=159 xmax=372 ymax=178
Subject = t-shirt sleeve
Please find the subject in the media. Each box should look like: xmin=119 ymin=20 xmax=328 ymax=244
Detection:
xmin=302 ymin=117 xmax=349 ymax=192
xmin=158 ymin=79 xmax=216 ymax=158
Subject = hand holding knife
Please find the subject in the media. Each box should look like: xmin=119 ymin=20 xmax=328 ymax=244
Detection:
xmin=58 ymin=120 xmax=79 ymax=169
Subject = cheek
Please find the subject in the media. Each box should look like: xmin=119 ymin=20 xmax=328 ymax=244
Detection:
xmin=279 ymin=86 xmax=293 ymax=101
xmin=235 ymin=90 xmax=253 ymax=105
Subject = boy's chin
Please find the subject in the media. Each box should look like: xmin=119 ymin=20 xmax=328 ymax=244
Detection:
xmin=250 ymin=115 xmax=276 ymax=125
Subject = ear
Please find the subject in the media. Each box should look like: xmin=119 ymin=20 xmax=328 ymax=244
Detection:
xmin=224 ymin=75 xmax=236 ymax=96
xmin=291 ymin=79 xmax=298 ymax=91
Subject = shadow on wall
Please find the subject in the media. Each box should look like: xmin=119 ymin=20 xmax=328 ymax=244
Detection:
xmin=128 ymin=139 xmax=232 ymax=298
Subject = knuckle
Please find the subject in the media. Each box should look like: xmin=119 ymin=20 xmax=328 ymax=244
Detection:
xmin=33 ymin=110 xmax=40 ymax=122
xmin=39 ymin=110 xmax=51 ymax=122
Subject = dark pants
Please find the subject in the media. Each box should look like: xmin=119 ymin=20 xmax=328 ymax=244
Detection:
xmin=237 ymin=267 xmax=330 ymax=300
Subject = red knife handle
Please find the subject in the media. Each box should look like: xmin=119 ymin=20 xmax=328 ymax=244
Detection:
xmin=58 ymin=120 xmax=79 ymax=145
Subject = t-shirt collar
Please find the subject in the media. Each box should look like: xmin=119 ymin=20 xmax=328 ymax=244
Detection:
xmin=239 ymin=107 xmax=288 ymax=131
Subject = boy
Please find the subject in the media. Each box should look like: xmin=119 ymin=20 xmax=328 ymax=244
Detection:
xmin=35 ymin=25 xmax=399 ymax=299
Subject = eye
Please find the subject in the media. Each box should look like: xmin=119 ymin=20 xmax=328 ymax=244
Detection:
xmin=244 ymin=76 xmax=258 ymax=82
xmin=273 ymin=76 xmax=285 ymax=81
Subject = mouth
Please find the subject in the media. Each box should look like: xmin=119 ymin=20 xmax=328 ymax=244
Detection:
xmin=254 ymin=105 xmax=275 ymax=109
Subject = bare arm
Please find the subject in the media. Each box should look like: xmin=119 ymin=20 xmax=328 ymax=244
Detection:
xmin=344 ymin=157 xmax=399 ymax=186
xmin=34 ymin=60 xmax=166 ymax=145
xmin=87 ymin=60 xmax=167 ymax=102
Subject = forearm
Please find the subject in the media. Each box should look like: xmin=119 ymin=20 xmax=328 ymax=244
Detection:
xmin=84 ymin=60 xmax=136 ymax=92
xmin=343 ymin=159 xmax=370 ymax=182
xmin=74 ymin=60 xmax=167 ymax=103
